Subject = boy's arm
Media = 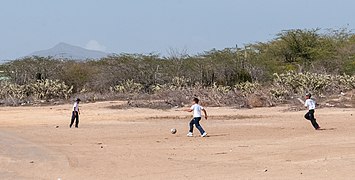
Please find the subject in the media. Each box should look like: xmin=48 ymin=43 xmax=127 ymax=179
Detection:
xmin=184 ymin=106 xmax=193 ymax=112
xmin=185 ymin=109 xmax=193 ymax=112
xmin=202 ymin=109 xmax=208 ymax=120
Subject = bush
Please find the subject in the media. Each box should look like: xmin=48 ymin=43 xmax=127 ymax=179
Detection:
xmin=111 ymin=79 xmax=144 ymax=94
xmin=270 ymin=71 xmax=355 ymax=101
xmin=235 ymin=82 xmax=262 ymax=95
xmin=0 ymin=79 xmax=73 ymax=105
xmin=29 ymin=79 xmax=73 ymax=100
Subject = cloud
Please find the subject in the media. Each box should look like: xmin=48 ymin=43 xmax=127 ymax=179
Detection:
xmin=85 ymin=40 xmax=107 ymax=52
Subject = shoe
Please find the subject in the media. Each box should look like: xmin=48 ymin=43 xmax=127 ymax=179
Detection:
xmin=187 ymin=132 xmax=193 ymax=137
xmin=201 ymin=132 xmax=208 ymax=137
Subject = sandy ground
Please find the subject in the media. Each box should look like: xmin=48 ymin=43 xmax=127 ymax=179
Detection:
xmin=0 ymin=101 xmax=355 ymax=180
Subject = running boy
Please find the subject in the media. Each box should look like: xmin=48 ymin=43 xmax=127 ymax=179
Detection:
xmin=70 ymin=98 xmax=81 ymax=128
xmin=185 ymin=98 xmax=208 ymax=137
xmin=304 ymin=93 xmax=320 ymax=130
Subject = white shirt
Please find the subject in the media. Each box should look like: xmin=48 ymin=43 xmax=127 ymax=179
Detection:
xmin=190 ymin=104 xmax=204 ymax=117
xmin=304 ymin=99 xmax=315 ymax=110
xmin=73 ymin=102 xmax=79 ymax=112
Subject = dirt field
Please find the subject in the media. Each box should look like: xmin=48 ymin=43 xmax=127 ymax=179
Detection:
xmin=0 ymin=101 xmax=355 ymax=180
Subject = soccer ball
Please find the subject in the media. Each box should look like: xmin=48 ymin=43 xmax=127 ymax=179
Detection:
xmin=170 ymin=128 xmax=177 ymax=134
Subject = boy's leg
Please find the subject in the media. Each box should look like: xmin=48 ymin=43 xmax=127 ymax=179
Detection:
xmin=70 ymin=111 xmax=75 ymax=128
xmin=194 ymin=118 xmax=205 ymax=135
xmin=309 ymin=111 xmax=320 ymax=129
xmin=304 ymin=112 xmax=311 ymax=120
xmin=189 ymin=119 xmax=194 ymax=133
xmin=75 ymin=114 xmax=79 ymax=128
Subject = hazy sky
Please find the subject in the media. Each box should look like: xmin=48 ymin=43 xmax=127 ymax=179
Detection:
xmin=0 ymin=0 xmax=354 ymax=60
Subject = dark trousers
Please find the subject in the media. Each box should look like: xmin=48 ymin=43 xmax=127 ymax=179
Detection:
xmin=70 ymin=111 xmax=79 ymax=128
xmin=189 ymin=117 xmax=205 ymax=135
xmin=304 ymin=109 xmax=319 ymax=129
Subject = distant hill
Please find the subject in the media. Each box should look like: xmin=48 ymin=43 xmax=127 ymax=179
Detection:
xmin=28 ymin=42 xmax=109 ymax=60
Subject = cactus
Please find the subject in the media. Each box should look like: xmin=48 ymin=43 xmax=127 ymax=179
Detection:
xmin=270 ymin=71 xmax=355 ymax=100
xmin=235 ymin=82 xmax=261 ymax=94
xmin=0 ymin=79 xmax=73 ymax=101
xmin=112 ymin=79 xmax=143 ymax=93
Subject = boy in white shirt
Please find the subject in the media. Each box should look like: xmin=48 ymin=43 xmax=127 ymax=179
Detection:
xmin=185 ymin=98 xmax=208 ymax=137
xmin=70 ymin=98 xmax=81 ymax=128
xmin=304 ymin=93 xmax=320 ymax=130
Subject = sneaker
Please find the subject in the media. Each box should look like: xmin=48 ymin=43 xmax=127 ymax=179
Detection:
xmin=201 ymin=132 xmax=208 ymax=137
xmin=187 ymin=132 xmax=193 ymax=137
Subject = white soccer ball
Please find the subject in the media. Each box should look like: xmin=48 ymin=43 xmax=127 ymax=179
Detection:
xmin=170 ymin=128 xmax=177 ymax=134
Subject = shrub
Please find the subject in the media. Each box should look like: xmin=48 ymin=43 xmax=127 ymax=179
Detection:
xmin=270 ymin=71 xmax=355 ymax=100
xmin=111 ymin=79 xmax=144 ymax=94
xmin=0 ymin=79 xmax=73 ymax=105
xmin=29 ymin=79 xmax=73 ymax=100
xmin=235 ymin=82 xmax=262 ymax=95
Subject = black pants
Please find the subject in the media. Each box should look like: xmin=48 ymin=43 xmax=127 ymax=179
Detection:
xmin=304 ymin=110 xmax=319 ymax=129
xmin=70 ymin=111 xmax=79 ymax=128
xmin=189 ymin=117 xmax=205 ymax=135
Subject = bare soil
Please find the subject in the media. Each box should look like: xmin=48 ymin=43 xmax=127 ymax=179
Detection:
xmin=1 ymin=101 xmax=355 ymax=180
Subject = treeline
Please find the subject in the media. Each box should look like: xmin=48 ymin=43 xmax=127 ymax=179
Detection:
xmin=0 ymin=28 xmax=354 ymax=106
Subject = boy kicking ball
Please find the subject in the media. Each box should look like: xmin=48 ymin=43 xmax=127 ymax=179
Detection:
xmin=185 ymin=98 xmax=208 ymax=137
xmin=304 ymin=93 xmax=321 ymax=130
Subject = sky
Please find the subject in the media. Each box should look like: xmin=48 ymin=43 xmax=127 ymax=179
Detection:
xmin=0 ymin=0 xmax=354 ymax=60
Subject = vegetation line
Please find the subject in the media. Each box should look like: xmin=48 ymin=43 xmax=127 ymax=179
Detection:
xmin=0 ymin=28 xmax=354 ymax=108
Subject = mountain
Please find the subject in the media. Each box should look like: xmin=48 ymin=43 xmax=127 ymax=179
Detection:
xmin=28 ymin=42 xmax=109 ymax=60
